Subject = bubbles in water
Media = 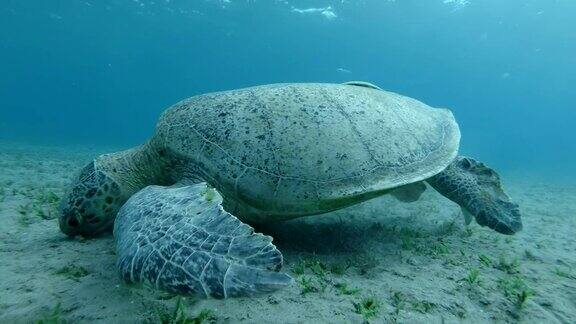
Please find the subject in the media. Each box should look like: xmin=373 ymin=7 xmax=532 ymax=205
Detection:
xmin=291 ymin=6 xmax=338 ymax=20
xmin=443 ymin=0 xmax=471 ymax=9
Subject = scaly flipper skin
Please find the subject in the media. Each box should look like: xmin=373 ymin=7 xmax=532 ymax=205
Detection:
xmin=427 ymin=156 xmax=522 ymax=235
xmin=114 ymin=183 xmax=292 ymax=298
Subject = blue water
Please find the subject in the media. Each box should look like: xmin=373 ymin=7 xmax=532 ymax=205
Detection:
xmin=1 ymin=0 xmax=574 ymax=178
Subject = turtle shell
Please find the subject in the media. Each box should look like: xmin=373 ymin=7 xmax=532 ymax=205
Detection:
xmin=155 ymin=83 xmax=460 ymax=219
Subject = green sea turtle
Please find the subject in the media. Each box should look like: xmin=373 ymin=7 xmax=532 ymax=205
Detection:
xmin=59 ymin=82 xmax=522 ymax=298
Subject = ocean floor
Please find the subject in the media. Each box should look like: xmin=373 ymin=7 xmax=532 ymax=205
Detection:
xmin=0 ymin=142 xmax=575 ymax=323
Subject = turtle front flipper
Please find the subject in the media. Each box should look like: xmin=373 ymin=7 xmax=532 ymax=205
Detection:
xmin=113 ymin=182 xmax=292 ymax=298
xmin=426 ymin=156 xmax=522 ymax=235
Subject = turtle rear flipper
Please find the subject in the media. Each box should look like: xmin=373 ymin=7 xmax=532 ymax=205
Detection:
xmin=427 ymin=156 xmax=522 ymax=235
xmin=114 ymin=183 xmax=292 ymax=298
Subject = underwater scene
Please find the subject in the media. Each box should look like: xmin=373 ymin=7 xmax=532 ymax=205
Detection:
xmin=0 ymin=0 xmax=575 ymax=323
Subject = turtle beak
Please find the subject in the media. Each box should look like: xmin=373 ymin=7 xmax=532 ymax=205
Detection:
xmin=59 ymin=209 xmax=83 ymax=237
xmin=59 ymin=208 xmax=114 ymax=237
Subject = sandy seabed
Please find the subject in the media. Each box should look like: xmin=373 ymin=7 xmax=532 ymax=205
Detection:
xmin=0 ymin=142 xmax=574 ymax=323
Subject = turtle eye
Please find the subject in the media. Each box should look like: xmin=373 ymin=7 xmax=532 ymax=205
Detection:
xmin=86 ymin=214 xmax=101 ymax=224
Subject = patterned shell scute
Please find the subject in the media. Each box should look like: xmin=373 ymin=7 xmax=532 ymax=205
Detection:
xmin=157 ymin=83 xmax=460 ymax=208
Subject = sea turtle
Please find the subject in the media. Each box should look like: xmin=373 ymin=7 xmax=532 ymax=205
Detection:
xmin=59 ymin=82 xmax=522 ymax=298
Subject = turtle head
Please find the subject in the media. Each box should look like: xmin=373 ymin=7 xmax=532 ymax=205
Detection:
xmin=59 ymin=160 xmax=125 ymax=237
